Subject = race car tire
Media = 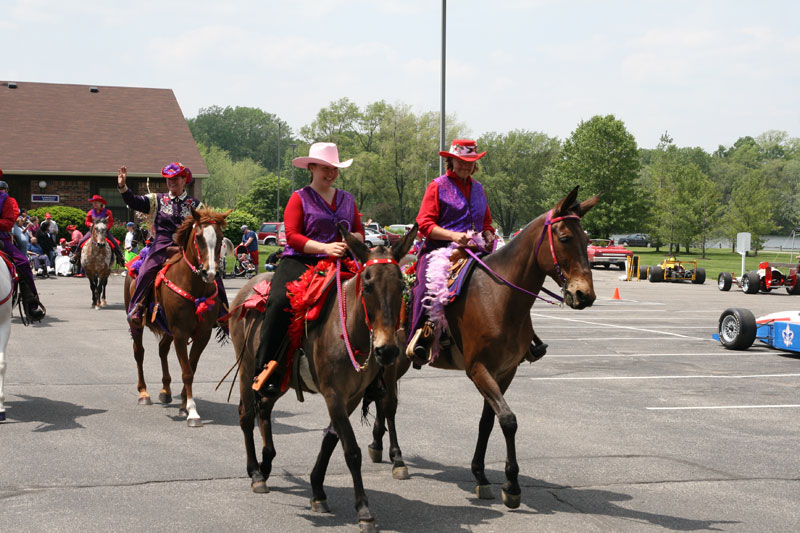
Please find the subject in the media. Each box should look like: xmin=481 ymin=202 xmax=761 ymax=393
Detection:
xmin=649 ymin=265 xmax=664 ymax=282
xmin=787 ymin=278 xmax=800 ymax=295
xmin=718 ymin=308 xmax=756 ymax=350
xmin=742 ymin=272 xmax=760 ymax=294
xmin=692 ymin=267 xmax=706 ymax=284
xmin=718 ymin=272 xmax=732 ymax=291
xmin=638 ymin=265 xmax=648 ymax=280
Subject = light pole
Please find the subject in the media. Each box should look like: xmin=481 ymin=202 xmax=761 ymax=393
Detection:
xmin=290 ymin=143 xmax=298 ymax=192
xmin=440 ymin=0 xmax=446 ymax=175
xmin=276 ymin=122 xmax=281 ymax=221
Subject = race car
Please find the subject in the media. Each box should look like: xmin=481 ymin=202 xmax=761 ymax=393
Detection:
xmin=716 ymin=307 xmax=800 ymax=352
xmin=587 ymin=238 xmax=633 ymax=270
xmin=642 ymin=256 xmax=706 ymax=284
xmin=717 ymin=261 xmax=800 ymax=294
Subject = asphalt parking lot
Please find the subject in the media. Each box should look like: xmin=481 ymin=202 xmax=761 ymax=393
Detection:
xmin=0 ymin=267 xmax=798 ymax=532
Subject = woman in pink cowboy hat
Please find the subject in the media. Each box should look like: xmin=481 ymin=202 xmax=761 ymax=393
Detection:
xmin=253 ymin=142 xmax=366 ymax=398
xmin=71 ymin=194 xmax=126 ymax=267
xmin=405 ymin=139 xmax=549 ymax=365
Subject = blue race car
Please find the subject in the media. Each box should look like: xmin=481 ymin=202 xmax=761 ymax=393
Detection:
xmin=716 ymin=308 xmax=800 ymax=351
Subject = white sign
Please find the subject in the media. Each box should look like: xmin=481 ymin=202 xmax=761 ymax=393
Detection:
xmin=736 ymin=232 xmax=751 ymax=254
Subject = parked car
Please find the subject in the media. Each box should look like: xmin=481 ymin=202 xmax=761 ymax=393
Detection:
xmin=617 ymin=233 xmax=649 ymax=247
xmin=277 ymin=222 xmax=286 ymax=247
xmin=364 ymin=228 xmax=390 ymax=247
xmin=257 ymin=222 xmax=281 ymax=245
xmin=385 ymin=224 xmax=413 ymax=244
xmin=587 ymin=238 xmax=633 ymax=270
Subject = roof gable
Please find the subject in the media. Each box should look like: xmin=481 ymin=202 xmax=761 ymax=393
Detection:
xmin=0 ymin=81 xmax=208 ymax=177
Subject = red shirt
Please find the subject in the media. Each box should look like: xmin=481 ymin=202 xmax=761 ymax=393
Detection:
xmin=85 ymin=208 xmax=114 ymax=229
xmin=416 ymin=170 xmax=494 ymax=238
xmin=0 ymin=195 xmax=19 ymax=232
xmin=283 ymin=190 xmax=365 ymax=252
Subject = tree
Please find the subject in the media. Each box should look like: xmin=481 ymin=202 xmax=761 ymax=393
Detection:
xmin=188 ymin=106 xmax=293 ymax=172
xmin=722 ymin=170 xmax=780 ymax=254
xmin=198 ymin=143 xmax=269 ymax=209
xmin=235 ymin=173 xmax=292 ymax=223
xmin=544 ymin=115 xmax=642 ymax=237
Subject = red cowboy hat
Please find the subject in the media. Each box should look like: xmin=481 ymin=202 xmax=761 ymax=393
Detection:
xmin=87 ymin=194 xmax=107 ymax=205
xmin=66 ymin=224 xmax=76 ymax=230
xmin=45 ymin=212 xmax=52 ymax=218
xmin=161 ymin=162 xmax=193 ymax=184
xmin=438 ymin=139 xmax=487 ymax=162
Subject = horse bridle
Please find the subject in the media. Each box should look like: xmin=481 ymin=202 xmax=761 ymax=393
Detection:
xmin=182 ymin=221 xmax=218 ymax=278
xmin=337 ymin=257 xmax=400 ymax=372
xmin=535 ymin=209 xmax=582 ymax=287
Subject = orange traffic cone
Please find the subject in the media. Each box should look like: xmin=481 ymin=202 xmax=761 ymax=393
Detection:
xmin=612 ymin=288 xmax=621 ymax=300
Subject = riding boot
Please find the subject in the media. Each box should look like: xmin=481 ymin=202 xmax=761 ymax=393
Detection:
xmin=405 ymin=320 xmax=435 ymax=365
xmin=18 ymin=277 xmax=45 ymax=322
xmin=71 ymin=245 xmax=82 ymax=265
xmin=127 ymin=301 xmax=145 ymax=329
xmin=523 ymin=331 xmax=548 ymax=364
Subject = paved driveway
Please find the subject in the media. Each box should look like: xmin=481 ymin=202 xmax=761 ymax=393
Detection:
xmin=0 ymin=268 xmax=798 ymax=531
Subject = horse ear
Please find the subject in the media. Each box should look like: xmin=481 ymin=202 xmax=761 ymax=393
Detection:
xmin=577 ymin=193 xmax=601 ymax=216
xmin=338 ymin=222 xmax=370 ymax=263
xmin=553 ymin=186 xmax=580 ymax=217
xmin=392 ymin=223 xmax=418 ymax=262
xmin=190 ymin=207 xmax=201 ymax=223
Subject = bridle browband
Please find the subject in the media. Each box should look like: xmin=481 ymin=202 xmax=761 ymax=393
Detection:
xmin=182 ymin=220 xmax=218 ymax=277
xmin=535 ymin=209 xmax=582 ymax=287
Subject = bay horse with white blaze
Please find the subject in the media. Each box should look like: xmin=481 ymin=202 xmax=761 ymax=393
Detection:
xmin=229 ymin=224 xmax=416 ymax=533
xmin=123 ymin=207 xmax=230 ymax=427
xmin=81 ymin=217 xmax=112 ymax=309
xmin=368 ymin=187 xmax=599 ymax=507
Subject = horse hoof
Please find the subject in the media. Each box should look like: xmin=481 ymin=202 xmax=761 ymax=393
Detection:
xmin=101 ymin=300 xmax=107 ymax=307
xmin=367 ymin=445 xmax=382 ymax=463
xmin=358 ymin=520 xmax=377 ymax=533
xmin=187 ymin=417 xmax=203 ymax=428
xmin=475 ymin=484 xmax=494 ymax=500
xmin=158 ymin=392 xmax=172 ymax=404
xmin=94 ymin=305 xmax=101 ymax=310
xmin=501 ymin=489 xmax=521 ymax=509
xmin=178 ymin=407 xmax=188 ymax=417
xmin=251 ymin=480 xmax=269 ymax=494
xmin=138 ymin=395 xmax=152 ymax=406
xmin=310 ymin=499 xmax=330 ymax=513
xmin=392 ymin=465 xmax=409 ymax=480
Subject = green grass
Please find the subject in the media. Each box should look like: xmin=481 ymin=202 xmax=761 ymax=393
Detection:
xmin=628 ymin=246 xmax=800 ymax=279
xmin=222 ymin=244 xmax=280 ymax=274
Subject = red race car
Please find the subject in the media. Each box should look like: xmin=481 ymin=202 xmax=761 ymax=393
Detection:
xmin=587 ymin=238 xmax=633 ymax=270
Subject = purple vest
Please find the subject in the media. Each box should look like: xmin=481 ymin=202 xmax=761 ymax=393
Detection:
xmin=422 ymin=174 xmax=488 ymax=253
xmin=283 ymin=186 xmax=356 ymax=258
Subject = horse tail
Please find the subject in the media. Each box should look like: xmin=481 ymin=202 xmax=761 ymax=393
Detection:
xmin=215 ymin=343 xmax=243 ymax=403
xmin=360 ymin=395 xmax=374 ymax=425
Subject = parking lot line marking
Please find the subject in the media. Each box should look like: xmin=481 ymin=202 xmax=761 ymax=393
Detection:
xmin=647 ymin=404 xmax=800 ymax=410
xmin=530 ymin=313 xmax=706 ymax=339
xmin=530 ymin=373 xmax=800 ymax=381
xmin=548 ymin=352 xmax=729 ymax=357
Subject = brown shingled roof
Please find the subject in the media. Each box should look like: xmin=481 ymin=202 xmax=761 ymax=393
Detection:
xmin=0 ymin=81 xmax=208 ymax=177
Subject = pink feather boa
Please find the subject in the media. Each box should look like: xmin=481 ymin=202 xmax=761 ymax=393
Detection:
xmin=422 ymin=231 xmax=485 ymax=356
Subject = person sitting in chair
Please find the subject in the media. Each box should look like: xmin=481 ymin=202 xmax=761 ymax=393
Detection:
xmin=71 ymin=194 xmax=126 ymax=267
xmin=118 ymin=162 xmax=229 ymax=328
xmin=27 ymin=237 xmax=52 ymax=276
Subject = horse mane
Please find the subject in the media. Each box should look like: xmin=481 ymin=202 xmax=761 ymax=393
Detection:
xmin=174 ymin=208 xmax=229 ymax=248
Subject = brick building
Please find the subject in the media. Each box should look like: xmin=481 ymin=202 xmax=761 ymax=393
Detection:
xmin=0 ymin=80 xmax=208 ymax=223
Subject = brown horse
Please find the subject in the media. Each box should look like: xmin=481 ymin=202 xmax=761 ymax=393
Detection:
xmin=367 ymin=186 xmax=599 ymax=507
xmin=123 ymin=207 xmax=230 ymax=427
xmin=81 ymin=217 xmax=112 ymax=309
xmin=229 ymin=225 xmax=416 ymax=532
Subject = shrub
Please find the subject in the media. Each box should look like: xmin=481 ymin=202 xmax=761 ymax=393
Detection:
xmin=28 ymin=206 xmax=86 ymax=241
xmin=222 ymin=210 xmax=258 ymax=244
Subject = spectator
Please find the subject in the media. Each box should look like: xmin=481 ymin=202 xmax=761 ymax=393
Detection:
xmin=45 ymin=212 xmax=58 ymax=235
xmin=28 ymin=215 xmax=40 ymax=238
xmin=66 ymin=224 xmax=83 ymax=247
xmin=13 ymin=214 xmax=30 ymax=254
xmin=264 ymin=248 xmax=283 ymax=272
xmin=27 ymin=237 xmax=52 ymax=275
xmin=123 ymin=221 xmax=138 ymax=262
xmin=36 ymin=220 xmax=56 ymax=270
xmin=241 ymin=224 xmax=259 ymax=273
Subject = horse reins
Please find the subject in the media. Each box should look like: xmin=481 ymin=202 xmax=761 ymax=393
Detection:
xmin=463 ymin=208 xmax=581 ymax=306
xmin=336 ymin=257 xmax=399 ymax=372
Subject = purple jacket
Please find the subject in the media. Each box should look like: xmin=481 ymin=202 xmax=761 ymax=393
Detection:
xmin=283 ymin=186 xmax=356 ymax=258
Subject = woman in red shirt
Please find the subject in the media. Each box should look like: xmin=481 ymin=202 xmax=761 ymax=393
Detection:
xmin=253 ymin=142 xmax=365 ymax=398
xmin=71 ymin=195 xmax=125 ymax=266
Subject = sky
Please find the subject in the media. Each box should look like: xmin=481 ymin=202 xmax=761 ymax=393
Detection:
xmin=2 ymin=0 xmax=799 ymax=153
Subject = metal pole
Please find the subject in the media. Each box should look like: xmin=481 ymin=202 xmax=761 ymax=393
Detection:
xmin=440 ymin=0 xmax=446 ymax=175
xmin=277 ymin=122 xmax=281 ymax=221
xmin=290 ymin=143 xmax=298 ymax=191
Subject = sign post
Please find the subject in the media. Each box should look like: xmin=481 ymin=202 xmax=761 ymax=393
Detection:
xmin=736 ymin=232 xmax=751 ymax=277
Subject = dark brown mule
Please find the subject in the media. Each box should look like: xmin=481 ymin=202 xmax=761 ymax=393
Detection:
xmin=81 ymin=217 xmax=112 ymax=310
xmin=229 ymin=225 xmax=416 ymax=533
xmin=368 ymin=187 xmax=599 ymax=506
xmin=123 ymin=207 xmax=230 ymax=427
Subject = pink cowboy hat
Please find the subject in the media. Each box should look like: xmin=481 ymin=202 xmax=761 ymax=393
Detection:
xmin=292 ymin=142 xmax=353 ymax=170
xmin=439 ymin=139 xmax=487 ymax=162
